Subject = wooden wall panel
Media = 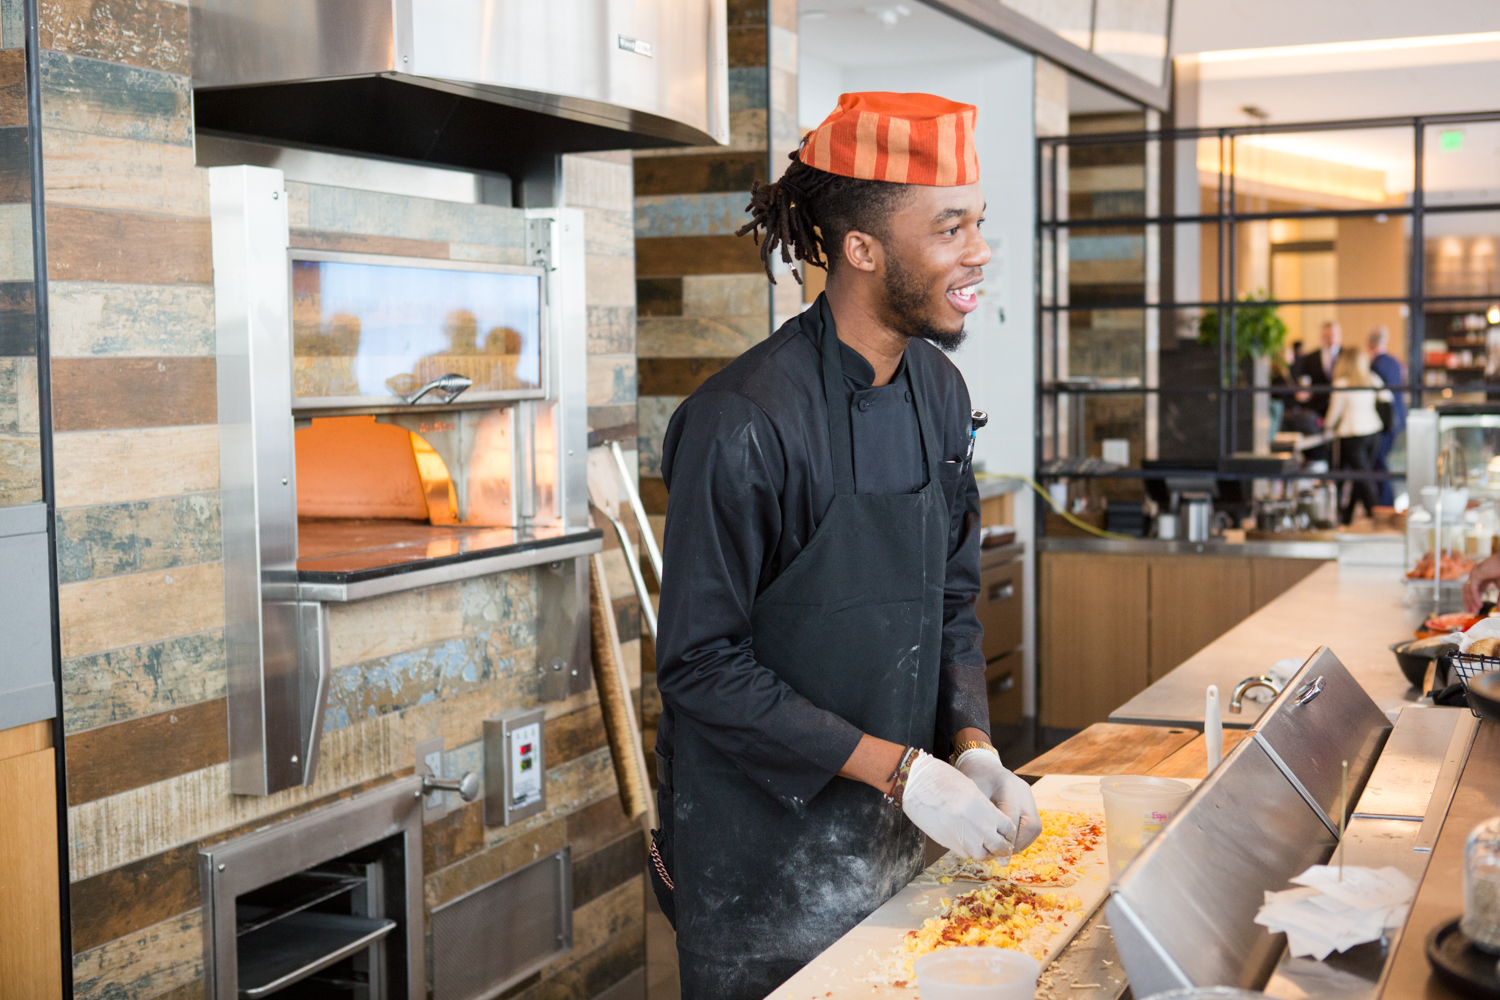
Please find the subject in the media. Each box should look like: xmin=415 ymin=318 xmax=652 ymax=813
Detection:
xmin=39 ymin=0 xmax=189 ymax=76
xmin=1040 ymin=552 xmax=1150 ymax=730
xmin=0 ymin=748 xmax=62 ymax=1000
xmin=51 ymin=357 xmax=215 ymax=430
xmin=45 ymin=206 xmax=209 ymax=284
xmin=66 ymin=698 xmax=227 ymax=805
xmin=634 ymin=235 xmax=763 ymax=277
xmin=56 ymin=560 xmax=222 ymax=660
xmin=68 ymin=844 xmax=198 ymax=953
xmin=39 ymin=50 xmax=191 ymax=145
xmin=52 ymin=425 xmax=219 ymax=507
xmin=1148 ymin=556 xmax=1252 ymax=682
xmin=288 ymin=228 xmax=448 ymax=259
xmin=633 ymin=151 xmax=764 ymax=196
xmin=637 ymin=357 xmax=735 ymax=396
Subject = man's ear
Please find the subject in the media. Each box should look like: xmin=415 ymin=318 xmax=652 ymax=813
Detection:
xmin=842 ymin=229 xmax=881 ymax=273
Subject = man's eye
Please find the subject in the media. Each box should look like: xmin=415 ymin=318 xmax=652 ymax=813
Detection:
xmin=945 ymin=227 xmax=960 ymax=236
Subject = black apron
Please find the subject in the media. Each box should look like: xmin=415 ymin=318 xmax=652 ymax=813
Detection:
xmin=656 ymin=317 xmax=951 ymax=1000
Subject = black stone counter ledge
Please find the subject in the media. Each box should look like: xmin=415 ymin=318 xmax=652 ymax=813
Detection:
xmin=295 ymin=517 xmax=605 ymax=602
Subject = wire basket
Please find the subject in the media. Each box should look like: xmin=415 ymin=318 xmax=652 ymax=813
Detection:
xmin=1446 ymin=652 xmax=1500 ymax=717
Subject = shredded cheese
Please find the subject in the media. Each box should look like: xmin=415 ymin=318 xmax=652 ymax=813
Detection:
xmin=893 ymin=810 xmax=1103 ymax=975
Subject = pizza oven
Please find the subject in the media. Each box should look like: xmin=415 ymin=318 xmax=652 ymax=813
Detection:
xmin=211 ymin=166 xmax=599 ymax=798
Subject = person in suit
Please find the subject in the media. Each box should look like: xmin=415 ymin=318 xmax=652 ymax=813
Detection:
xmin=1292 ymin=321 xmax=1342 ymax=463
xmin=1368 ymin=326 xmax=1406 ymax=506
xmin=1293 ymin=320 xmax=1342 ymax=419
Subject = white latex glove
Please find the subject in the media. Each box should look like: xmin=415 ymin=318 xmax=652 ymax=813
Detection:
xmin=955 ymin=749 xmax=1043 ymax=852
xmin=901 ymin=751 xmax=1016 ymax=859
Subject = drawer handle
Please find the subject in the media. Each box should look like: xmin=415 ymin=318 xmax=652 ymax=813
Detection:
xmin=988 ymin=582 xmax=1014 ymax=603
xmin=988 ymin=671 xmax=1015 ymax=696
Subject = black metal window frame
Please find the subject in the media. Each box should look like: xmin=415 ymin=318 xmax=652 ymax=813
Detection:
xmin=1034 ymin=109 xmax=1500 ymax=486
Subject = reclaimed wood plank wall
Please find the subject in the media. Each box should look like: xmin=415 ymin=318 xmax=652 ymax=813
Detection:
xmin=31 ymin=3 xmax=646 ymax=998
xmin=632 ymin=0 xmax=797 ymax=770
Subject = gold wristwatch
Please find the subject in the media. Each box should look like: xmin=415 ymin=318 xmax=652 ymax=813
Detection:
xmin=949 ymin=740 xmax=999 ymax=765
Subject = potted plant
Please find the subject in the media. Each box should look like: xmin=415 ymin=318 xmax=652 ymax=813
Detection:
xmin=1197 ymin=292 xmax=1290 ymax=451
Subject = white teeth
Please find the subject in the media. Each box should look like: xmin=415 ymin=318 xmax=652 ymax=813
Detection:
xmin=951 ymin=286 xmax=976 ymax=300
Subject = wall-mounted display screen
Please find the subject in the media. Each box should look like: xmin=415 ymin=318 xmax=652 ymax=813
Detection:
xmin=291 ymin=253 xmax=544 ymax=407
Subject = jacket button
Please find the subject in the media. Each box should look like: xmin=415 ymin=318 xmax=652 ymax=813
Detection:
xmin=905 ymin=390 xmax=913 ymax=402
xmin=857 ymin=398 xmax=871 ymax=412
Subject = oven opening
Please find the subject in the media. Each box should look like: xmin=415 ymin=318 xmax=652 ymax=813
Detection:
xmin=234 ymin=834 xmax=410 ymax=1000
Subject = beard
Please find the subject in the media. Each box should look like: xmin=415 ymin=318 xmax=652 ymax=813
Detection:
xmin=882 ymin=253 xmax=968 ymax=353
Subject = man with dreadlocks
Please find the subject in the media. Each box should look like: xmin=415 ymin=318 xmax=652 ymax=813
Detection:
xmin=648 ymin=93 xmax=1040 ymax=1000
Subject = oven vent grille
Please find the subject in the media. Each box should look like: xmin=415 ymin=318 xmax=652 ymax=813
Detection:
xmin=431 ymin=847 xmax=573 ymax=1000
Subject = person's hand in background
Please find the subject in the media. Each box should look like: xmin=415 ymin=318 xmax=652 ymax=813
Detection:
xmin=1464 ymin=554 xmax=1500 ymax=612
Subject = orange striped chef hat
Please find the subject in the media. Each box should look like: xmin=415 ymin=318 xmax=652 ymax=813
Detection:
xmin=800 ymin=92 xmax=978 ymax=186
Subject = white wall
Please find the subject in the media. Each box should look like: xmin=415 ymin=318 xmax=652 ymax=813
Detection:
xmin=798 ymin=37 xmax=1040 ymax=719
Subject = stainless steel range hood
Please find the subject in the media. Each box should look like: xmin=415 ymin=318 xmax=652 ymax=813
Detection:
xmin=190 ymin=0 xmax=729 ymax=191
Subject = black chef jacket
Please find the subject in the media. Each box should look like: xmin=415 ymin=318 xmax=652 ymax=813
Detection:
xmin=655 ymin=294 xmax=988 ymax=812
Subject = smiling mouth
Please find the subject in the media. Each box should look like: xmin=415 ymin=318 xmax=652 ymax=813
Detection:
xmin=946 ymin=280 xmax=981 ymax=314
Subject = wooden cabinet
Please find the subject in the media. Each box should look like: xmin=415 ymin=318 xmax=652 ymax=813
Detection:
xmin=0 ymin=721 xmax=62 ymax=999
xmin=1251 ymin=557 xmax=1322 ymax=611
xmin=1040 ymin=552 xmax=1328 ymax=730
xmin=1040 ymin=553 xmax=1150 ymax=730
xmin=1148 ymin=557 xmax=1252 ymax=682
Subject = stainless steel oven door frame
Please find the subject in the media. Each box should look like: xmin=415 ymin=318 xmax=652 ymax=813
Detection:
xmin=199 ymin=776 xmax=426 ymax=1000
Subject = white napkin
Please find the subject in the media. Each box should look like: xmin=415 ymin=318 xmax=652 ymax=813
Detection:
xmin=1254 ymin=865 xmax=1415 ymax=960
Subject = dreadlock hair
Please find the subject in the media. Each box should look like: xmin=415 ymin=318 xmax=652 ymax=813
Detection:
xmin=735 ymin=149 xmax=912 ymax=285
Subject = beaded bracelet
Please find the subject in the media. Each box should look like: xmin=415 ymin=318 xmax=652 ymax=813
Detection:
xmin=883 ymin=746 xmax=920 ymax=810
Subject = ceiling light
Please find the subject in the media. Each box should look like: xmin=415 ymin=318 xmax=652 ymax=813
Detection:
xmin=863 ymin=4 xmax=911 ymax=28
xmin=1198 ymin=30 xmax=1500 ymax=63
xmin=801 ymin=9 xmax=827 ymax=18
xmin=1488 ymin=305 xmax=1500 ymax=325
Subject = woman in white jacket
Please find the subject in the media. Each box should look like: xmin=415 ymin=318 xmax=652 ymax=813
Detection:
xmin=1325 ymin=347 xmax=1391 ymax=524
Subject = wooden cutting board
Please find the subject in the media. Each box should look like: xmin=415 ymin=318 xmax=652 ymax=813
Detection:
xmin=763 ymin=774 xmax=1201 ymax=999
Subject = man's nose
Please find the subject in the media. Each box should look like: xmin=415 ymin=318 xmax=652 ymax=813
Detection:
xmin=966 ymin=232 xmax=991 ymax=267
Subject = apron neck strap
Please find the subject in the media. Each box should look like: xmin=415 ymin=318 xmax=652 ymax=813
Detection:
xmin=817 ymin=298 xmax=941 ymax=497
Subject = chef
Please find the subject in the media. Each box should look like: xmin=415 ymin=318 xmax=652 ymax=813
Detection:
xmin=648 ymin=92 xmax=1042 ymax=1000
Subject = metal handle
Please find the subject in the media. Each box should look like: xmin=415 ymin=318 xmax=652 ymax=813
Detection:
xmin=1293 ymin=675 xmax=1325 ymax=706
xmin=404 ymin=372 xmax=473 ymax=405
xmin=423 ymin=771 xmax=481 ymax=802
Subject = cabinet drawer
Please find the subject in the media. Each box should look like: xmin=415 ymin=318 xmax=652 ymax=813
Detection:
xmin=978 ymin=559 xmax=1022 ymax=661
xmin=986 ymin=650 xmax=1023 ymax=727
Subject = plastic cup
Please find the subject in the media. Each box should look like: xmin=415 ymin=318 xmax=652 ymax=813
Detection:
xmin=1100 ymin=775 xmax=1193 ymax=877
xmin=914 ymin=948 xmax=1040 ymax=1000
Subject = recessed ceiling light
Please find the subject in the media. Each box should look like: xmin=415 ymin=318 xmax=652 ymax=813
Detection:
xmin=801 ymin=9 xmax=827 ymax=18
xmin=863 ymin=4 xmax=912 ymax=28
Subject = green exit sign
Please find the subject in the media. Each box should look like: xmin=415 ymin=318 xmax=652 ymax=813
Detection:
xmin=1439 ymin=130 xmax=1464 ymax=152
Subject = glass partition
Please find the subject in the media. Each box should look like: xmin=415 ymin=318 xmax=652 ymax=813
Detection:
xmin=1037 ymin=111 xmax=1500 ymax=514
xmin=291 ymin=253 xmax=545 ymax=408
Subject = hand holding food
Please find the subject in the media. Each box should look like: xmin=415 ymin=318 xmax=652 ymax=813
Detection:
xmin=953 ymin=748 xmax=1044 ymax=851
xmin=901 ymin=751 xmax=1017 ymax=859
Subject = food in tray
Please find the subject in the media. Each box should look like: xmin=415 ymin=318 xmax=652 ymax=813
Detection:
xmin=1407 ymin=550 xmax=1476 ymax=581
xmin=926 ymin=810 xmax=1104 ymax=887
xmin=1420 ymin=611 xmax=1484 ymax=637
xmin=870 ymin=810 xmax=1105 ymax=987
xmin=903 ymin=883 xmax=1083 ymax=962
